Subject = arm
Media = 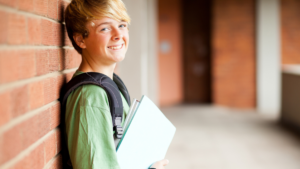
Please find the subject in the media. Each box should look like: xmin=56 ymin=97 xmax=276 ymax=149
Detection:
xmin=65 ymin=85 xmax=121 ymax=169
xmin=66 ymin=105 xmax=120 ymax=169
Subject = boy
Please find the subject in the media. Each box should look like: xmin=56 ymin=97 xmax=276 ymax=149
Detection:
xmin=64 ymin=0 xmax=169 ymax=168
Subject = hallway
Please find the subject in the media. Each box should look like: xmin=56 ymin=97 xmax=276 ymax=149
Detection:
xmin=163 ymin=105 xmax=300 ymax=169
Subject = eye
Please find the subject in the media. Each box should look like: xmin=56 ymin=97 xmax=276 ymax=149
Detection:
xmin=119 ymin=24 xmax=127 ymax=28
xmin=101 ymin=27 xmax=109 ymax=31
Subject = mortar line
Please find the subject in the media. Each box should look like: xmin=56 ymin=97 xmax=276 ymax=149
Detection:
xmin=0 ymin=68 xmax=78 ymax=93
xmin=42 ymin=153 xmax=62 ymax=169
xmin=0 ymin=45 xmax=75 ymax=50
xmin=0 ymin=100 xmax=60 ymax=133
xmin=0 ymin=128 xmax=60 ymax=169
xmin=0 ymin=5 xmax=62 ymax=24
xmin=0 ymin=45 xmax=63 ymax=50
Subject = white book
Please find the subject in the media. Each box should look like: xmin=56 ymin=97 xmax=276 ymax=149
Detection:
xmin=116 ymin=95 xmax=176 ymax=169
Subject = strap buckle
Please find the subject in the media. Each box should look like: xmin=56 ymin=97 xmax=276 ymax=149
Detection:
xmin=114 ymin=125 xmax=123 ymax=139
xmin=114 ymin=117 xmax=123 ymax=139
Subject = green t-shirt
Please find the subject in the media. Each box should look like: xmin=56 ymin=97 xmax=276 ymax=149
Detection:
xmin=65 ymin=70 xmax=129 ymax=169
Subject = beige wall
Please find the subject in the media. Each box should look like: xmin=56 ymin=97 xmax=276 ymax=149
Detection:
xmin=120 ymin=0 xmax=159 ymax=104
xmin=256 ymin=0 xmax=281 ymax=115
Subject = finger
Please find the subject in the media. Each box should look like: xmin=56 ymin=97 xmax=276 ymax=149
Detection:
xmin=161 ymin=159 xmax=169 ymax=166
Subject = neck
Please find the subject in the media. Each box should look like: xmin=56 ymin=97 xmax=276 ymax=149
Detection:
xmin=78 ymin=52 xmax=116 ymax=79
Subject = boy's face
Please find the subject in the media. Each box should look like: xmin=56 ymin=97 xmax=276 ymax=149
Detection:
xmin=77 ymin=17 xmax=129 ymax=65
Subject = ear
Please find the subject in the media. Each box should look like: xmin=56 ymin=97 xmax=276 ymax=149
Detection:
xmin=73 ymin=33 xmax=87 ymax=49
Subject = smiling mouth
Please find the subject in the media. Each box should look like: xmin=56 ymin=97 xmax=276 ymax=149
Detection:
xmin=107 ymin=44 xmax=123 ymax=50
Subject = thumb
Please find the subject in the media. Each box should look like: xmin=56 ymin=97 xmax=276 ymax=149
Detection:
xmin=161 ymin=159 xmax=169 ymax=166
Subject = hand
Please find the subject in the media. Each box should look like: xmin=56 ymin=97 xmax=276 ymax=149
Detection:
xmin=150 ymin=159 xmax=169 ymax=169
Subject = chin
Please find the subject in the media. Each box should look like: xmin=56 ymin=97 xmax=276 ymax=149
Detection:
xmin=113 ymin=55 xmax=126 ymax=62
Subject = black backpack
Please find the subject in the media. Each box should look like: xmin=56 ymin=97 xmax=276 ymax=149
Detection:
xmin=59 ymin=72 xmax=131 ymax=168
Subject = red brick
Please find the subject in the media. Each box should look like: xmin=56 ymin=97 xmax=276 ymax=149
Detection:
xmin=8 ymin=14 xmax=27 ymax=45
xmin=54 ymin=75 xmax=64 ymax=101
xmin=20 ymin=118 xmax=38 ymax=150
xmin=58 ymin=0 xmax=69 ymax=21
xmin=44 ymin=77 xmax=55 ymax=104
xmin=48 ymin=0 xmax=58 ymax=20
xmin=36 ymin=49 xmax=49 ymax=76
xmin=0 ymin=11 xmax=8 ymax=44
xmin=28 ymin=17 xmax=41 ymax=45
xmin=44 ymin=76 xmax=63 ymax=104
xmin=9 ymin=142 xmax=45 ymax=169
xmin=58 ymin=49 xmax=64 ymax=70
xmin=55 ymin=129 xmax=61 ymax=153
xmin=34 ymin=0 xmax=48 ymax=16
xmin=0 ymin=50 xmax=35 ymax=83
xmin=0 ymin=0 xmax=18 ymax=8
xmin=0 ymin=50 xmax=19 ymax=83
xmin=50 ymin=103 xmax=60 ymax=130
xmin=64 ymin=49 xmax=81 ymax=69
xmin=35 ymin=49 xmax=60 ymax=75
xmin=29 ymin=80 xmax=44 ymax=110
xmin=0 ymin=139 xmax=2 ymax=165
xmin=44 ymin=132 xmax=56 ymax=163
xmin=281 ymin=0 xmax=300 ymax=64
xmin=53 ymin=22 xmax=63 ymax=46
xmin=65 ymin=71 xmax=74 ymax=83
xmin=37 ymin=109 xmax=51 ymax=138
xmin=41 ymin=19 xmax=54 ymax=46
xmin=49 ymin=49 xmax=60 ymax=72
xmin=11 ymin=85 xmax=29 ymax=117
xmin=21 ymin=108 xmax=50 ymax=149
xmin=19 ymin=0 xmax=34 ymax=12
xmin=0 ymin=91 xmax=11 ymax=126
xmin=28 ymin=142 xmax=45 ymax=169
xmin=18 ymin=50 xmax=36 ymax=80
xmin=0 ymin=124 xmax=23 ymax=165
xmin=47 ymin=154 xmax=62 ymax=169
xmin=8 ymin=153 xmax=31 ymax=169
xmin=212 ymin=0 xmax=256 ymax=108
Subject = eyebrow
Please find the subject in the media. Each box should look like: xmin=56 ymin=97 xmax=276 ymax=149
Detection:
xmin=96 ymin=20 xmax=127 ymax=27
xmin=96 ymin=22 xmax=112 ymax=28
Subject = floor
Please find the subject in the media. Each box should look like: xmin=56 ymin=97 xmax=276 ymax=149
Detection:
xmin=162 ymin=105 xmax=300 ymax=169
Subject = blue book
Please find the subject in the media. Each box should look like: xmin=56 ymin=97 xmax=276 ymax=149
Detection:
xmin=116 ymin=95 xmax=176 ymax=169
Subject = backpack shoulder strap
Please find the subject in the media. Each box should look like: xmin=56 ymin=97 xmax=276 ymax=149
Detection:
xmin=113 ymin=73 xmax=131 ymax=107
xmin=62 ymin=72 xmax=124 ymax=138
xmin=60 ymin=72 xmax=130 ymax=168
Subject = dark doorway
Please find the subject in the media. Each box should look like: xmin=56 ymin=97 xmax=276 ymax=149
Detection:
xmin=182 ymin=0 xmax=212 ymax=103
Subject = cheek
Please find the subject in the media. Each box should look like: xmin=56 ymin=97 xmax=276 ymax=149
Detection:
xmin=94 ymin=35 xmax=109 ymax=47
xmin=87 ymin=34 xmax=110 ymax=50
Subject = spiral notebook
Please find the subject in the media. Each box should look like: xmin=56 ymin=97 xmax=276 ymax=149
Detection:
xmin=116 ymin=95 xmax=176 ymax=169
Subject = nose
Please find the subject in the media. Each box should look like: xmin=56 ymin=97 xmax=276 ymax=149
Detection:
xmin=112 ymin=29 xmax=123 ymax=41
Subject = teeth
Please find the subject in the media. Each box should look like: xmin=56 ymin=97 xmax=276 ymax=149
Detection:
xmin=109 ymin=45 xmax=122 ymax=50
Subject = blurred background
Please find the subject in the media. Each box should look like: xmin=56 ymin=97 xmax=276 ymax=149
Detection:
xmin=0 ymin=0 xmax=300 ymax=169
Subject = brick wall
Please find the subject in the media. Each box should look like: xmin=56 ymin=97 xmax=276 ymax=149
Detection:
xmin=158 ymin=0 xmax=183 ymax=106
xmin=0 ymin=0 xmax=81 ymax=168
xmin=281 ymin=0 xmax=300 ymax=64
xmin=211 ymin=0 xmax=256 ymax=108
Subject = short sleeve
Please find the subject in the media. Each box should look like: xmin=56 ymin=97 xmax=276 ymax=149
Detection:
xmin=65 ymin=84 xmax=122 ymax=169
xmin=68 ymin=106 xmax=120 ymax=169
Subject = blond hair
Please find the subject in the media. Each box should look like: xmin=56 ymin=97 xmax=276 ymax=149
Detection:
xmin=65 ymin=0 xmax=131 ymax=54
